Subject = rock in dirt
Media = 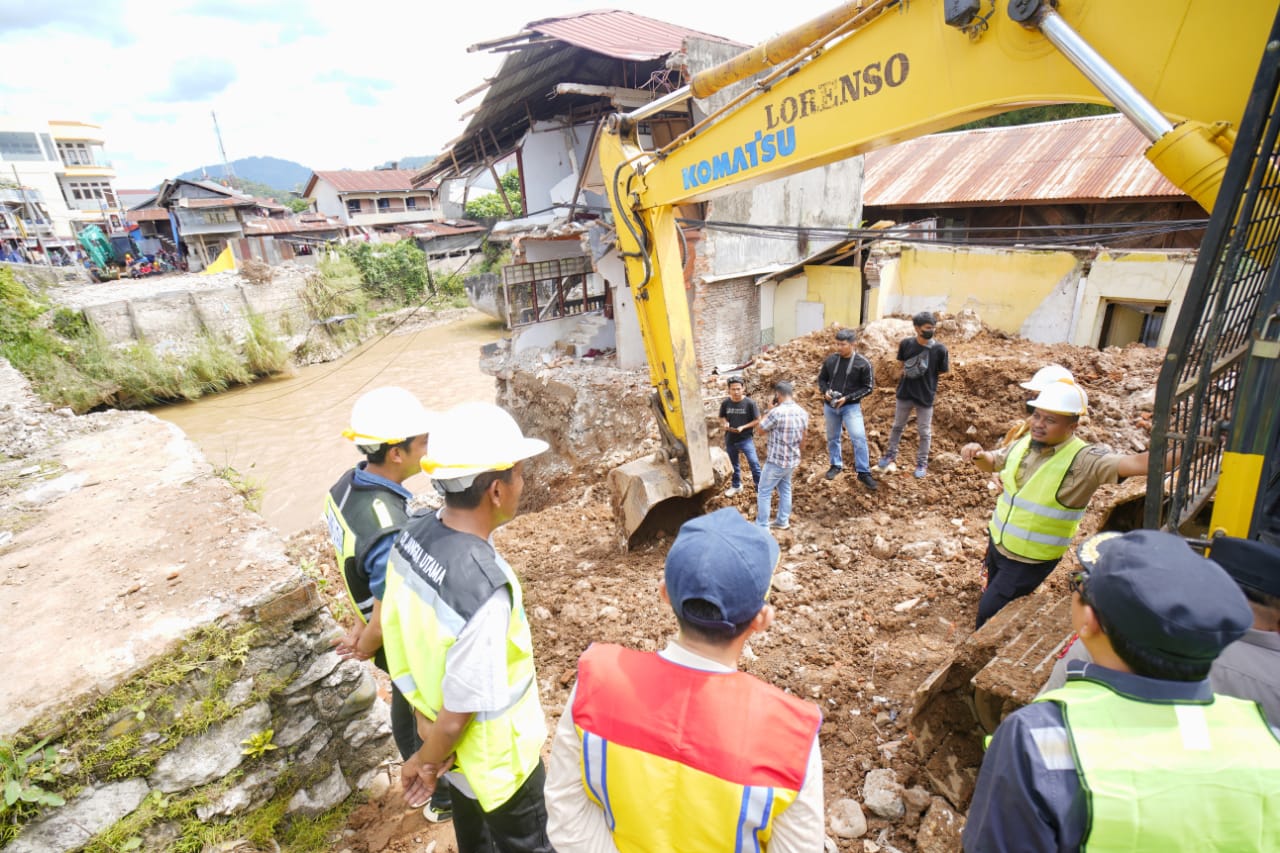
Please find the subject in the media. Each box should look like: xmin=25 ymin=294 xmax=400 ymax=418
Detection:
xmin=899 ymin=540 xmax=937 ymax=560
xmin=863 ymin=768 xmax=906 ymax=820
xmin=903 ymin=785 xmax=933 ymax=821
xmin=6 ymin=779 xmax=149 ymax=853
xmin=772 ymin=570 xmax=799 ymax=593
xmin=871 ymin=535 xmax=897 ymax=559
xmin=288 ymin=762 xmax=352 ymax=816
xmin=915 ymin=797 xmax=965 ymax=852
xmin=829 ymin=798 xmax=868 ymax=839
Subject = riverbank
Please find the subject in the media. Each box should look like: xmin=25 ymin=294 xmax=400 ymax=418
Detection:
xmin=0 ymin=259 xmax=470 ymax=415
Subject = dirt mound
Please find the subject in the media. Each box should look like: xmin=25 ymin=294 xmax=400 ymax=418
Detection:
xmin=309 ymin=313 xmax=1163 ymax=851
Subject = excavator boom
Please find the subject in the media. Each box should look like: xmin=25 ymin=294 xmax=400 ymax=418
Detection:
xmin=602 ymin=0 xmax=1277 ymax=541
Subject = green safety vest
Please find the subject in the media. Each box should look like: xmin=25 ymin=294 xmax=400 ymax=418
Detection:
xmin=1039 ymin=679 xmax=1280 ymax=851
xmin=323 ymin=468 xmax=407 ymax=625
xmin=381 ymin=513 xmax=546 ymax=811
xmin=988 ymin=434 xmax=1089 ymax=561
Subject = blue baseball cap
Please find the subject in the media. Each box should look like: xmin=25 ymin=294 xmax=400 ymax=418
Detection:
xmin=1208 ymin=535 xmax=1280 ymax=598
xmin=665 ymin=508 xmax=780 ymax=631
xmin=1077 ymin=530 xmax=1251 ymax=665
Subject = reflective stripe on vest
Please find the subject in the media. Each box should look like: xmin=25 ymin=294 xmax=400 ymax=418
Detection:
xmin=324 ymin=468 xmax=408 ymax=624
xmin=988 ymin=435 xmax=1089 ymax=561
xmin=1039 ymin=679 xmax=1280 ymax=851
xmin=573 ymin=643 xmax=821 ymax=852
xmin=381 ymin=514 xmax=546 ymax=811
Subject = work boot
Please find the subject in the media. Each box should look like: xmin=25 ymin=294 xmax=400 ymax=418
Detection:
xmin=825 ymin=465 xmax=843 ymax=480
xmin=857 ymin=471 xmax=879 ymax=491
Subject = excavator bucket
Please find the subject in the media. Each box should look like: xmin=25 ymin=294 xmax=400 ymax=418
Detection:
xmin=607 ymin=453 xmax=694 ymax=545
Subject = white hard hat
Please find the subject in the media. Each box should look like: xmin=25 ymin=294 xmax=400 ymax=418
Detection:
xmin=343 ymin=387 xmax=438 ymax=447
xmin=423 ymin=402 xmax=548 ymax=491
xmin=1028 ymin=379 xmax=1087 ymax=416
xmin=1020 ymin=364 xmax=1075 ymax=392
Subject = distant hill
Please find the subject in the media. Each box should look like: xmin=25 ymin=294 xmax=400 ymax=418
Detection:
xmin=177 ymin=156 xmax=312 ymax=194
xmin=372 ymin=155 xmax=435 ymax=171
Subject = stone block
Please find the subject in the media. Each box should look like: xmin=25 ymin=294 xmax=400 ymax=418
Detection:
xmin=343 ymin=703 xmax=392 ymax=749
xmin=829 ymin=798 xmax=868 ymax=839
xmin=282 ymin=651 xmax=341 ymax=696
xmin=7 ymin=779 xmax=149 ymax=853
xmin=256 ymin=577 xmax=321 ymax=626
xmin=150 ymin=702 xmax=271 ymax=793
xmin=916 ymin=798 xmax=965 ymax=853
xmin=863 ymin=768 xmax=905 ymax=820
xmin=288 ymin=763 xmax=351 ymax=816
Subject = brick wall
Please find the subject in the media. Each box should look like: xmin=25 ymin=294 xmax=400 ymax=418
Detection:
xmin=692 ymin=274 xmax=760 ymax=369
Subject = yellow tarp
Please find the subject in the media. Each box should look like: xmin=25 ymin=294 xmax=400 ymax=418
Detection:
xmin=200 ymin=247 xmax=236 ymax=275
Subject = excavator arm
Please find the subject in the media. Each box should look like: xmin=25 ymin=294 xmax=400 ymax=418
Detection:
xmin=601 ymin=0 xmax=1277 ymax=541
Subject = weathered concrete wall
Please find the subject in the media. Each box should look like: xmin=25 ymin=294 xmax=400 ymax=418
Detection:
xmin=80 ymin=278 xmax=311 ymax=345
xmin=870 ymin=243 xmax=1195 ymax=346
xmin=0 ymin=363 xmax=394 ymax=851
xmin=1073 ymin=250 xmax=1196 ymax=348
xmin=2 ymin=261 xmax=89 ymax=290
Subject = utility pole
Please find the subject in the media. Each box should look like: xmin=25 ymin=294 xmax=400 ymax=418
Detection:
xmin=211 ymin=110 xmax=236 ymax=185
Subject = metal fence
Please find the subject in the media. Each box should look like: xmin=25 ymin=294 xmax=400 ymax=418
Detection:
xmin=502 ymin=255 xmax=606 ymax=328
xmin=1146 ymin=17 xmax=1280 ymax=535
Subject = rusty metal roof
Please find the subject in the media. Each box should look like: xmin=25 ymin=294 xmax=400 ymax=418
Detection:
xmin=862 ymin=114 xmax=1184 ymax=207
xmin=243 ymin=216 xmax=342 ymax=235
xmin=524 ymin=9 xmax=730 ymax=62
xmin=126 ymin=207 xmax=169 ymax=222
xmin=416 ymin=10 xmax=740 ymax=186
xmin=306 ymin=170 xmax=432 ymax=195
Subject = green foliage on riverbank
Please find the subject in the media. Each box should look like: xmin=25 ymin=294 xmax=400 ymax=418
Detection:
xmin=0 ymin=267 xmax=288 ymax=413
xmin=339 ymin=239 xmax=469 ymax=308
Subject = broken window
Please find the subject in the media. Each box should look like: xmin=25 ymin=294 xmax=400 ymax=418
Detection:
xmin=346 ymin=199 xmax=362 ymax=215
xmin=502 ymin=256 xmax=605 ymax=328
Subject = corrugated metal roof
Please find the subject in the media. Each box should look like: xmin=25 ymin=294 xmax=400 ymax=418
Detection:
xmin=863 ymin=114 xmax=1184 ymax=207
xmin=127 ymin=207 xmax=169 ymax=222
xmin=416 ymin=10 xmax=741 ymax=186
xmin=244 ymin=216 xmax=342 ymax=235
xmin=308 ymin=170 xmax=427 ymax=194
xmin=525 ymin=9 xmax=731 ymax=62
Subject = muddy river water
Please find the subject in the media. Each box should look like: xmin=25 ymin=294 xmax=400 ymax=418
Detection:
xmin=154 ymin=311 xmax=505 ymax=535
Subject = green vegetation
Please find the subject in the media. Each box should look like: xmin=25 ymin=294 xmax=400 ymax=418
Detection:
xmin=285 ymin=198 xmax=312 ymax=213
xmin=341 ymin=239 xmax=431 ymax=302
xmin=240 ymin=729 xmax=278 ymax=760
xmin=1 ymin=738 xmax=65 ymax=837
xmin=952 ymin=103 xmax=1116 ymax=132
xmin=0 ymin=267 xmax=289 ymax=413
xmin=213 ymin=462 xmax=265 ymax=512
xmin=466 ymin=170 xmax=523 ymax=220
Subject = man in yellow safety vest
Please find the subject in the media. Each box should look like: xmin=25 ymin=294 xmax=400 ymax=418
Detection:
xmin=380 ymin=402 xmax=554 ymax=853
xmin=960 ymin=378 xmax=1148 ymax=627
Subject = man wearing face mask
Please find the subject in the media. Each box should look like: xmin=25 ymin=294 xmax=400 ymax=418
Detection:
xmin=960 ymin=378 xmax=1150 ymax=628
xmin=878 ymin=311 xmax=949 ymax=479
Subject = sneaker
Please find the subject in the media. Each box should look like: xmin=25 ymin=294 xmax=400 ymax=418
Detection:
xmin=824 ymin=465 xmax=843 ymax=480
xmin=913 ymin=464 xmax=928 ymax=479
xmin=725 ymin=485 xmax=741 ymax=497
xmin=857 ymin=471 xmax=879 ymax=491
xmin=423 ymin=797 xmax=453 ymax=824
xmin=876 ymin=455 xmax=896 ymax=471
xmin=770 ymin=520 xmax=790 ymax=530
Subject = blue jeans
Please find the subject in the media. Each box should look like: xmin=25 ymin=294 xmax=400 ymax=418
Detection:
xmin=726 ymin=434 xmax=761 ymax=488
xmin=824 ymin=402 xmax=870 ymax=472
xmin=756 ymin=461 xmax=796 ymax=526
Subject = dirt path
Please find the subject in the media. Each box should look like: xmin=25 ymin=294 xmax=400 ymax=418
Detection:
xmin=287 ymin=314 xmax=1162 ymax=852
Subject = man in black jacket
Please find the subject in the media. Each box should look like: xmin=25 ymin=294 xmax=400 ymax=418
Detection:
xmin=818 ymin=328 xmax=877 ymax=490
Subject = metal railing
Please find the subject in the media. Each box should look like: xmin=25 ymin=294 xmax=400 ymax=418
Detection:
xmin=1146 ymin=17 xmax=1280 ymax=534
xmin=502 ymin=256 xmax=606 ymax=328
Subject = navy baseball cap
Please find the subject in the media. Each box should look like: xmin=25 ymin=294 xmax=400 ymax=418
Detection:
xmin=665 ymin=508 xmax=780 ymax=631
xmin=1076 ymin=530 xmax=1251 ymax=665
xmin=1208 ymin=535 xmax=1280 ymax=597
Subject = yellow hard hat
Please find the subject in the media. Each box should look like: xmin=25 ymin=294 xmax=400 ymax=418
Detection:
xmin=422 ymin=402 xmax=548 ymax=491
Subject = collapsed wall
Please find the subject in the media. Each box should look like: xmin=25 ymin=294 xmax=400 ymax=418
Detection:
xmin=0 ymin=360 xmax=394 ymax=852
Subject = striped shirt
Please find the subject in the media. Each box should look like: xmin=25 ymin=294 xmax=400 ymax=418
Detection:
xmin=760 ymin=401 xmax=809 ymax=468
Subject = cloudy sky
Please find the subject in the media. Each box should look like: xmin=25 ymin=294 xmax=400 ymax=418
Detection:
xmin=1 ymin=0 xmax=839 ymax=189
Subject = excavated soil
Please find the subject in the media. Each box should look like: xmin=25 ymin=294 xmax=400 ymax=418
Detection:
xmin=292 ymin=314 xmax=1163 ymax=852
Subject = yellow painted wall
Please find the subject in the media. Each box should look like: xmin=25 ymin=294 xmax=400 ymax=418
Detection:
xmin=772 ymin=274 xmax=810 ymax=344
xmin=896 ymin=246 xmax=1080 ymax=335
xmin=805 ymin=265 xmax=861 ymax=328
xmin=1073 ymin=251 xmax=1196 ymax=347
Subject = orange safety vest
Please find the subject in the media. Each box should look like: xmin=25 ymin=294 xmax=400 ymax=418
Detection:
xmin=573 ymin=643 xmax=821 ymax=852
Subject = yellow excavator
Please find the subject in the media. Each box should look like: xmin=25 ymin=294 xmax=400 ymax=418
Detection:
xmin=601 ymin=0 xmax=1280 ymax=546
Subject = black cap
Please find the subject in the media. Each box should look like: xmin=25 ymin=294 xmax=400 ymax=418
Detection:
xmin=1077 ymin=530 xmax=1252 ymax=665
xmin=1208 ymin=536 xmax=1280 ymax=598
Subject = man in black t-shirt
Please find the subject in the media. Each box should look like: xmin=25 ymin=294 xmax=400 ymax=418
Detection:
xmin=718 ymin=377 xmax=761 ymax=496
xmin=878 ymin=312 xmax=949 ymax=479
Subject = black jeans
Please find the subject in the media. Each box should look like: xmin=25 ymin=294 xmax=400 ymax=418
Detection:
xmin=975 ymin=536 xmax=1060 ymax=628
xmin=452 ymin=761 xmax=554 ymax=853
xmin=389 ymin=677 xmax=452 ymax=809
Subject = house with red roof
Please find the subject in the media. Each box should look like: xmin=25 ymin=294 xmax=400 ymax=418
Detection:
xmin=302 ymin=169 xmax=440 ymax=233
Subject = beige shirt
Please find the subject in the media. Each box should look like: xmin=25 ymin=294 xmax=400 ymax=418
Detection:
xmin=545 ymin=640 xmax=825 ymax=853
xmin=989 ymin=438 xmax=1127 ymax=563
